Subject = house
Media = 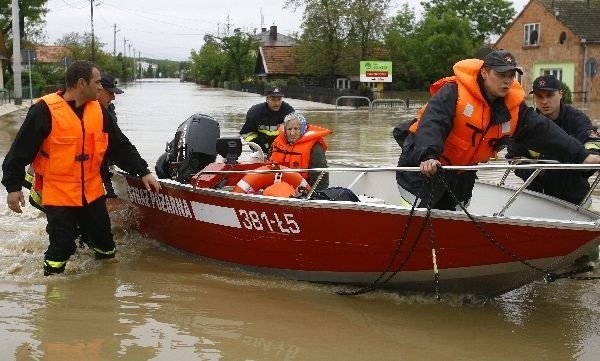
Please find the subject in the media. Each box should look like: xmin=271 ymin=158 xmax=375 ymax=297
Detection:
xmin=495 ymin=0 xmax=600 ymax=102
xmin=35 ymin=45 xmax=70 ymax=64
xmin=254 ymin=26 xmax=300 ymax=82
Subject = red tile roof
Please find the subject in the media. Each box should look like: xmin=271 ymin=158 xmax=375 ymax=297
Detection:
xmin=259 ymin=46 xmax=300 ymax=75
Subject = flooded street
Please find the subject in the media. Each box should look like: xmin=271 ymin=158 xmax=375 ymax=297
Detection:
xmin=1 ymin=79 xmax=599 ymax=360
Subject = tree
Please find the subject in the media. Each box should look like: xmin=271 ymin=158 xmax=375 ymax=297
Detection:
xmin=384 ymin=3 xmax=417 ymax=89
xmin=217 ymin=28 xmax=258 ymax=84
xmin=421 ymin=0 xmax=515 ymax=42
xmin=190 ymin=35 xmax=226 ymax=85
xmin=347 ymin=0 xmax=391 ymax=60
xmin=0 ymin=0 xmax=49 ymax=76
xmin=286 ymin=0 xmax=350 ymax=85
xmin=404 ymin=12 xmax=478 ymax=88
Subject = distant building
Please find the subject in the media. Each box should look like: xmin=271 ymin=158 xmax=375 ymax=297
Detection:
xmin=495 ymin=0 xmax=600 ymax=101
xmin=254 ymin=26 xmax=300 ymax=82
xmin=35 ymin=45 xmax=70 ymax=64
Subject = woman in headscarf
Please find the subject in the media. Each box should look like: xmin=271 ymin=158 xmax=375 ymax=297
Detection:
xmin=269 ymin=112 xmax=332 ymax=190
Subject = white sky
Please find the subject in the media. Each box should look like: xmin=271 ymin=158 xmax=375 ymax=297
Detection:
xmin=41 ymin=0 xmax=530 ymax=61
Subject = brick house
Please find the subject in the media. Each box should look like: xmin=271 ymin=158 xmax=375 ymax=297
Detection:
xmin=495 ymin=0 xmax=600 ymax=102
xmin=254 ymin=26 xmax=300 ymax=82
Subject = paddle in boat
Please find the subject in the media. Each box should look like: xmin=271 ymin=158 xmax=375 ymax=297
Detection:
xmin=118 ymin=113 xmax=600 ymax=297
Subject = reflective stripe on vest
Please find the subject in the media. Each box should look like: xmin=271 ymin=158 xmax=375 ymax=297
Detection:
xmin=409 ymin=59 xmax=524 ymax=166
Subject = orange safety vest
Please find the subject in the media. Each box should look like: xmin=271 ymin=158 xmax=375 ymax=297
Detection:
xmin=31 ymin=93 xmax=108 ymax=206
xmin=409 ymin=59 xmax=525 ymax=165
xmin=269 ymin=125 xmax=331 ymax=179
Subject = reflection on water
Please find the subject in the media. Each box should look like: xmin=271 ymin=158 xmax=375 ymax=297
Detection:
xmin=0 ymin=79 xmax=599 ymax=360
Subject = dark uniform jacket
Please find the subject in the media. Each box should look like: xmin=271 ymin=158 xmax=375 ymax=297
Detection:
xmin=239 ymin=101 xmax=295 ymax=153
xmin=2 ymin=98 xmax=150 ymax=193
xmin=396 ymin=74 xmax=589 ymax=209
xmin=506 ymin=102 xmax=597 ymax=204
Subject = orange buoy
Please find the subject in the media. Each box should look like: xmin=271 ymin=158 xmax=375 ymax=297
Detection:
xmin=232 ymin=165 xmax=310 ymax=196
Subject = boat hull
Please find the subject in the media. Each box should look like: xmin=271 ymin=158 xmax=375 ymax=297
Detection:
xmin=121 ymin=174 xmax=600 ymax=296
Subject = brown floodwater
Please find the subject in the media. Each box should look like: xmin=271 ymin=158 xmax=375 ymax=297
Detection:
xmin=1 ymin=79 xmax=599 ymax=360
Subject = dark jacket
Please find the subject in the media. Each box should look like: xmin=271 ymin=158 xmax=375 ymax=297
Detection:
xmin=239 ymin=101 xmax=295 ymax=153
xmin=2 ymin=98 xmax=150 ymax=193
xmin=396 ymin=75 xmax=589 ymax=209
xmin=506 ymin=102 xmax=597 ymax=204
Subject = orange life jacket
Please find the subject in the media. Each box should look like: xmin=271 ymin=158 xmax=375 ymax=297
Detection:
xmin=31 ymin=93 xmax=108 ymax=206
xmin=269 ymin=125 xmax=331 ymax=179
xmin=409 ymin=59 xmax=525 ymax=165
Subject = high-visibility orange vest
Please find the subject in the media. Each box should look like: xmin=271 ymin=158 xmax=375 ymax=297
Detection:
xmin=31 ymin=93 xmax=108 ymax=206
xmin=409 ymin=59 xmax=525 ymax=165
xmin=270 ymin=125 xmax=331 ymax=179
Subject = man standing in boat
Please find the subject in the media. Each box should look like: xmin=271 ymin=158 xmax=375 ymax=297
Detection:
xmin=239 ymin=87 xmax=295 ymax=154
xmin=395 ymin=50 xmax=600 ymax=210
xmin=506 ymin=74 xmax=600 ymax=206
xmin=2 ymin=60 xmax=161 ymax=276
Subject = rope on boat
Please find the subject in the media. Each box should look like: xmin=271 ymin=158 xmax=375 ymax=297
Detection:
xmin=337 ymin=175 xmax=443 ymax=300
xmin=442 ymin=179 xmax=600 ymax=283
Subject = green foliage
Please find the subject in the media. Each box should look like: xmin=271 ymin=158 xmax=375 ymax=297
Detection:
xmin=357 ymin=83 xmax=374 ymax=100
xmin=561 ymin=81 xmax=573 ymax=104
xmin=287 ymin=76 xmax=300 ymax=86
xmin=400 ymin=12 xmax=479 ymax=88
xmin=421 ymin=0 xmax=515 ymax=42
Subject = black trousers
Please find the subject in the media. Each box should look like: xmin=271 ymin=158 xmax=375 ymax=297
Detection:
xmin=44 ymin=196 xmax=114 ymax=262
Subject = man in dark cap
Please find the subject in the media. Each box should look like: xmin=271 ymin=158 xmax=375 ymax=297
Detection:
xmin=507 ymin=74 xmax=600 ymax=205
xmin=239 ymin=86 xmax=294 ymax=154
xmin=395 ymin=50 xmax=600 ymax=210
xmin=97 ymin=71 xmax=124 ymax=198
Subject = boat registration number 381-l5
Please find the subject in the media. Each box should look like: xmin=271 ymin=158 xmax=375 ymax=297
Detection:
xmin=237 ymin=209 xmax=300 ymax=234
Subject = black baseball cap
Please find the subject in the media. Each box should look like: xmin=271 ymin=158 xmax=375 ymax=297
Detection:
xmin=100 ymin=72 xmax=124 ymax=94
xmin=530 ymin=74 xmax=562 ymax=94
xmin=483 ymin=50 xmax=523 ymax=75
xmin=266 ymin=87 xmax=284 ymax=97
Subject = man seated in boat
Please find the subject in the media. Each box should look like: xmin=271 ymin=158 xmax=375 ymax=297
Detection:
xmin=269 ymin=112 xmax=332 ymax=191
xmin=506 ymin=74 xmax=600 ymax=207
xmin=395 ymin=50 xmax=600 ymax=210
xmin=239 ymin=87 xmax=295 ymax=155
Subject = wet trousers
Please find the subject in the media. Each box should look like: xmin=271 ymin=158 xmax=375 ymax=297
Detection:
xmin=44 ymin=196 xmax=115 ymax=264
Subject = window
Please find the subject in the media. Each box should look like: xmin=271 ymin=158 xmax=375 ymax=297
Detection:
xmin=524 ymin=23 xmax=540 ymax=46
xmin=542 ymin=69 xmax=562 ymax=81
xmin=336 ymin=78 xmax=350 ymax=89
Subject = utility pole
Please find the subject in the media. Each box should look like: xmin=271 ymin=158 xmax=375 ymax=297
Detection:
xmin=113 ymin=24 xmax=119 ymax=58
xmin=90 ymin=0 xmax=96 ymax=62
xmin=11 ymin=0 xmax=22 ymax=105
xmin=123 ymin=38 xmax=127 ymax=81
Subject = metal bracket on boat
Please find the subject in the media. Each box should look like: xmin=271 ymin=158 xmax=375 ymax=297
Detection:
xmin=242 ymin=141 xmax=265 ymax=162
xmin=577 ymin=171 xmax=600 ymax=212
xmin=494 ymin=168 xmax=543 ymax=217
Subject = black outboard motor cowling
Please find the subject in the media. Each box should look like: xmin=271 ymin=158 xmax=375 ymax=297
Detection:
xmin=155 ymin=113 xmax=220 ymax=182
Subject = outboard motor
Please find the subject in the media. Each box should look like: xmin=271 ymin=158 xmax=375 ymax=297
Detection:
xmin=155 ymin=113 xmax=220 ymax=182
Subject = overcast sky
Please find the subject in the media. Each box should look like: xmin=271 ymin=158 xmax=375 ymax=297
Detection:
xmin=42 ymin=0 xmax=530 ymax=61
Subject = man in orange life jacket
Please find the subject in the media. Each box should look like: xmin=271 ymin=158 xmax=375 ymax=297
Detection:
xmin=395 ymin=50 xmax=600 ymax=210
xmin=2 ymin=60 xmax=161 ymax=275
xmin=270 ymin=112 xmax=331 ymax=190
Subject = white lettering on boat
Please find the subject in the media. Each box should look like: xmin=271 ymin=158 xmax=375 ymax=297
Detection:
xmin=190 ymin=202 xmax=242 ymax=228
xmin=128 ymin=186 xmax=193 ymax=218
xmin=237 ymin=209 xmax=300 ymax=234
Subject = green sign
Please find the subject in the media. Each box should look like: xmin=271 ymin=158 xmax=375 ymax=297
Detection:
xmin=360 ymin=61 xmax=392 ymax=82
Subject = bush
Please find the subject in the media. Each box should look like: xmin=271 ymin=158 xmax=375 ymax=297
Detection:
xmin=357 ymin=84 xmax=374 ymax=100
xmin=560 ymin=81 xmax=573 ymax=104
xmin=287 ymin=76 xmax=300 ymax=86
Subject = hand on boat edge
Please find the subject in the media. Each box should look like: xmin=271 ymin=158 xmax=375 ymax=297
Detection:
xmin=583 ymin=154 xmax=600 ymax=165
xmin=141 ymin=174 xmax=161 ymax=193
xmin=420 ymin=159 xmax=442 ymax=177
